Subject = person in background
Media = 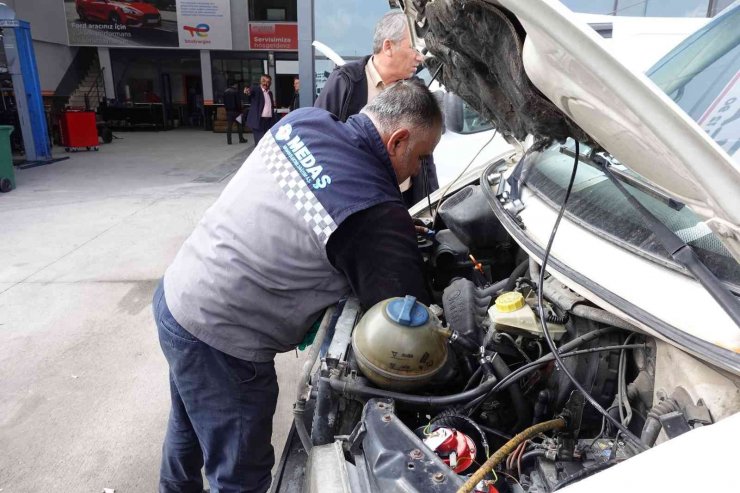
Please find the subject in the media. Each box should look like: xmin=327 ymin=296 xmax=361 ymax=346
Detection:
xmin=315 ymin=10 xmax=422 ymax=121
xmin=315 ymin=10 xmax=437 ymax=207
xmin=243 ymin=74 xmax=276 ymax=145
xmin=290 ymin=76 xmax=300 ymax=111
xmin=223 ymin=82 xmax=246 ymax=145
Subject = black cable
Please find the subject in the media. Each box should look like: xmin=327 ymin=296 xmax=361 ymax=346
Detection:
xmin=477 ymin=423 xmax=513 ymax=441
xmin=535 ymin=141 xmax=647 ymax=452
xmin=423 ymin=156 xmax=433 ymax=217
xmin=427 ymin=63 xmax=443 ymax=88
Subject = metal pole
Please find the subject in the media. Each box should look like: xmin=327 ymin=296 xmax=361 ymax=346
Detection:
xmin=1 ymin=18 xmax=51 ymax=161
xmin=98 ymin=47 xmax=116 ymax=100
xmin=297 ymin=0 xmax=315 ymax=108
xmin=200 ymin=49 xmax=213 ymax=104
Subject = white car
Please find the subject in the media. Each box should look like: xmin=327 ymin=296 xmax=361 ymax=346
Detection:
xmin=273 ymin=2 xmax=740 ymax=492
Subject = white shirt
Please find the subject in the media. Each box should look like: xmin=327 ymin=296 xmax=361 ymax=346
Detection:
xmin=261 ymin=87 xmax=272 ymax=118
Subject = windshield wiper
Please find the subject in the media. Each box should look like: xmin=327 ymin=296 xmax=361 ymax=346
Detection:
xmin=559 ymin=146 xmax=684 ymax=211
xmin=590 ymin=154 xmax=740 ymax=328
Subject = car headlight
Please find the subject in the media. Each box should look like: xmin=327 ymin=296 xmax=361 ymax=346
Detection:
xmin=122 ymin=7 xmax=141 ymax=15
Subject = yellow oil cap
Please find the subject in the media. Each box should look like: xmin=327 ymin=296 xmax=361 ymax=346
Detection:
xmin=495 ymin=292 xmax=526 ymax=313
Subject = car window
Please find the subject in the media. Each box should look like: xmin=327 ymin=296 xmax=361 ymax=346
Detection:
xmin=523 ymin=140 xmax=740 ymax=290
xmin=647 ymin=6 xmax=740 ymax=162
xmin=416 ymin=67 xmax=493 ymax=134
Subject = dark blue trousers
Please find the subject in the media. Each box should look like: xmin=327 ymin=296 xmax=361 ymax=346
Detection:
xmin=251 ymin=117 xmax=273 ymax=145
xmin=154 ymin=282 xmax=279 ymax=493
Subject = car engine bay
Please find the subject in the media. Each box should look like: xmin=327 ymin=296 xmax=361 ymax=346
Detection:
xmin=277 ymin=179 xmax=738 ymax=493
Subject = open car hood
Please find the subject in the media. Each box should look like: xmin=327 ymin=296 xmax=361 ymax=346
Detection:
xmin=398 ymin=0 xmax=740 ymax=260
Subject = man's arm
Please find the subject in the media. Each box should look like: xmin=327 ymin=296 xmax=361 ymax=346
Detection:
xmin=314 ymin=69 xmax=348 ymax=120
xmin=326 ymin=202 xmax=430 ymax=309
xmin=244 ymin=84 xmax=258 ymax=101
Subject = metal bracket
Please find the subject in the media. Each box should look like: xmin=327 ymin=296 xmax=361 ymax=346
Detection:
xmin=659 ymin=411 xmax=692 ymax=439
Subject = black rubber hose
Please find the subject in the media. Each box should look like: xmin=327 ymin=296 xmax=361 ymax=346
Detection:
xmin=520 ymin=449 xmax=547 ymax=464
xmin=451 ymin=330 xmax=481 ymax=353
xmin=324 ymin=330 xmax=631 ymax=409
xmin=477 ymin=278 xmax=508 ymax=298
xmin=489 ymin=355 xmax=532 ymax=432
xmin=542 ymin=309 xmax=569 ymax=325
xmin=640 ymin=396 xmax=681 ymax=447
xmin=463 ymin=366 xmax=483 ymax=391
xmin=504 ymin=259 xmax=530 ymax=292
xmin=310 ymin=376 xmax=335 ymax=446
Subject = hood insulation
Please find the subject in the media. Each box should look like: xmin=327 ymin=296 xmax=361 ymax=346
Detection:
xmin=420 ymin=0 xmax=592 ymax=146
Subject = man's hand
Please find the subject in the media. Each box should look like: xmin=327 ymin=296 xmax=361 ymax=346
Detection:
xmin=413 ymin=218 xmax=435 ymax=238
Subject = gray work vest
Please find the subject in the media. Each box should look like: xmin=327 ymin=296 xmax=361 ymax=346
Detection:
xmin=164 ymin=109 xmax=403 ymax=362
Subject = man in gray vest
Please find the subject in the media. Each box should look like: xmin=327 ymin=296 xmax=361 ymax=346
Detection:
xmin=154 ymin=79 xmax=442 ymax=493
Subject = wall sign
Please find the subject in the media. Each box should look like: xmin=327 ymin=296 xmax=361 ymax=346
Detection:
xmin=63 ymin=0 xmax=232 ymax=49
xmin=248 ymin=22 xmax=298 ymax=51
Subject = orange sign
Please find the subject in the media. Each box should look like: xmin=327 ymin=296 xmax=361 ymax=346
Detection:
xmin=248 ymin=23 xmax=298 ymax=51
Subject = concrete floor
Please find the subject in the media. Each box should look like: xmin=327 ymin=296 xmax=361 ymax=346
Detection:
xmin=0 ymin=129 xmax=308 ymax=492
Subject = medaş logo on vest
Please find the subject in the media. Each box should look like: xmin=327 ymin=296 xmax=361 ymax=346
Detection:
xmin=275 ymin=124 xmax=332 ymax=190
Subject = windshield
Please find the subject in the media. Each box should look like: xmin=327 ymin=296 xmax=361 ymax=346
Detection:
xmin=647 ymin=5 xmax=740 ymax=162
xmin=520 ymin=7 xmax=740 ymax=291
xmin=523 ymin=141 xmax=740 ymax=291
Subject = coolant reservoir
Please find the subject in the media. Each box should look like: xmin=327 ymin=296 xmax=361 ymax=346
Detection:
xmin=352 ymin=295 xmax=448 ymax=391
xmin=488 ymin=292 xmax=566 ymax=340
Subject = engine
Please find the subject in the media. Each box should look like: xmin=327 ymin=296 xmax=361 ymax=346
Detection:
xmin=292 ymin=184 xmax=723 ymax=493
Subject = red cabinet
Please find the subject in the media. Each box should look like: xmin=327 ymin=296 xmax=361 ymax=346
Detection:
xmin=60 ymin=110 xmax=99 ymax=151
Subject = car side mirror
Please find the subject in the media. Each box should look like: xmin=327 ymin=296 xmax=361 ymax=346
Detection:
xmin=444 ymin=92 xmax=464 ymax=134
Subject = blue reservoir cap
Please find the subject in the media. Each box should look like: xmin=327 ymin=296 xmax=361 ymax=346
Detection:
xmin=386 ymin=295 xmax=429 ymax=327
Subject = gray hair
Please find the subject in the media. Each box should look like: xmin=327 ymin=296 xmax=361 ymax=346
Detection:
xmin=372 ymin=10 xmax=408 ymax=54
xmin=361 ymin=78 xmax=442 ymax=136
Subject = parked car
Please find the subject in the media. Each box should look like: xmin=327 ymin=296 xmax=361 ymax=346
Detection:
xmin=75 ymin=0 xmax=162 ymax=27
xmin=272 ymin=1 xmax=739 ymax=492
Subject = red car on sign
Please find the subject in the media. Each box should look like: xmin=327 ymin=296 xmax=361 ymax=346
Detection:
xmin=75 ymin=0 xmax=162 ymax=28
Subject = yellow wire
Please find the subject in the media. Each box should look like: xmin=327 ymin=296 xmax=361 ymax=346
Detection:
xmin=423 ymin=421 xmax=432 ymax=436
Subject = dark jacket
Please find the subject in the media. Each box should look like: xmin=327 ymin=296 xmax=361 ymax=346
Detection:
xmin=290 ymin=91 xmax=300 ymax=112
xmin=315 ymin=56 xmax=439 ymax=207
xmin=244 ymin=84 xmax=276 ymax=130
xmin=314 ymin=56 xmax=371 ymax=122
xmin=222 ymin=87 xmax=241 ymax=112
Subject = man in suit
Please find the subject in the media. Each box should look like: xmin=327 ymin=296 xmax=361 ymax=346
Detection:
xmin=243 ymin=74 xmax=276 ymax=145
xmin=223 ymin=83 xmax=246 ymax=145
xmin=290 ymin=76 xmax=300 ymax=112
